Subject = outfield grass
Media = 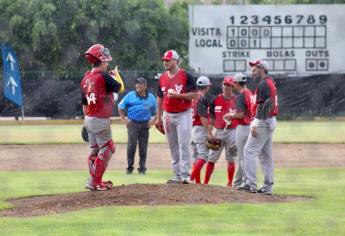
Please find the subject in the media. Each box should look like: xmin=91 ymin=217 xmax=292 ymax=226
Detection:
xmin=0 ymin=169 xmax=344 ymax=235
xmin=0 ymin=121 xmax=344 ymax=144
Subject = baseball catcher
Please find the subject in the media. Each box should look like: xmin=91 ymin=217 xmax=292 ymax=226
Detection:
xmin=81 ymin=43 xmax=122 ymax=191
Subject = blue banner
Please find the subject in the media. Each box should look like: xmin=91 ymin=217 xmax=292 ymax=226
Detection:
xmin=1 ymin=43 xmax=23 ymax=107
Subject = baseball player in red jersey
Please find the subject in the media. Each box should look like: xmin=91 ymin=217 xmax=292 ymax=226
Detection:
xmin=190 ymin=76 xmax=214 ymax=184
xmin=223 ymin=73 xmax=254 ymax=189
xmin=81 ymin=44 xmax=122 ymax=191
xmin=156 ymin=50 xmax=197 ymax=184
xmin=203 ymin=76 xmax=238 ymax=187
xmin=238 ymin=59 xmax=278 ymax=195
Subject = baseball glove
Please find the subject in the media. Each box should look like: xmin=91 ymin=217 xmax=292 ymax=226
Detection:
xmin=155 ymin=122 xmax=165 ymax=135
xmin=205 ymin=138 xmax=222 ymax=151
xmin=81 ymin=126 xmax=89 ymax=142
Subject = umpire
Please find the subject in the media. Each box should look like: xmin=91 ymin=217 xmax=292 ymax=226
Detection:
xmin=118 ymin=77 xmax=157 ymax=174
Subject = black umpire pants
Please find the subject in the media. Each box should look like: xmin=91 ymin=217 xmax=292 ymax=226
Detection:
xmin=127 ymin=121 xmax=149 ymax=171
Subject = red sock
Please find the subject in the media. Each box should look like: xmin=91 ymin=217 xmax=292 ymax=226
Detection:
xmin=227 ymin=162 xmax=235 ymax=187
xmin=190 ymin=161 xmax=196 ymax=181
xmin=204 ymin=162 xmax=215 ymax=184
xmin=190 ymin=159 xmax=206 ymax=184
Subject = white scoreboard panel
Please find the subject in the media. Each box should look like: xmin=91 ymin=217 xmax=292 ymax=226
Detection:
xmin=188 ymin=5 xmax=345 ymax=75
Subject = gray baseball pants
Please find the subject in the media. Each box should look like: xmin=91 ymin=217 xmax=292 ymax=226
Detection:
xmin=208 ymin=128 xmax=237 ymax=163
xmin=191 ymin=125 xmax=209 ymax=162
xmin=163 ymin=109 xmax=192 ymax=179
xmin=233 ymin=124 xmax=250 ymax=188
xmin=244 ymin=117 xmax=276 ymax=192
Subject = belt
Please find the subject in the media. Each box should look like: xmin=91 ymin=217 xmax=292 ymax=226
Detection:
xmin=130 ymin=119 xmax=149 ymax=124
xmin=217 ymin=127 xmax=235 ymax=130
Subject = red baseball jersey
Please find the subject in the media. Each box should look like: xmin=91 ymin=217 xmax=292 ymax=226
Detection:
xmin=253 ymin=76 xmax=279 ymax=118
xmin=157 ymin=69 xmax=196 ymax=113
xmin=235 ymin=88 xmax=254 ymax=125
xmin=210 ymin=94 xmax=238 ymax=129
xmin=80 ymin=69 xmax=121 ymax=118
xmin=192 ymin=93 xmax=211 ymax=126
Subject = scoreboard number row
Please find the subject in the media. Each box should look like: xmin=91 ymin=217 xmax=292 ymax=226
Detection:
xmin=229 ymin=15 xmax=327 ymax=25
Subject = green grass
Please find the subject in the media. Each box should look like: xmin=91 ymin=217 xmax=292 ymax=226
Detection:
xmin=0 ymin=169 xmax=345 ymax=235
xmin=0 ymin=121 xmax=344 ymax=144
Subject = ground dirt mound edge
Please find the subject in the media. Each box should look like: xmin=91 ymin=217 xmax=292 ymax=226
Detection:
xmin=0 ymin=184 xmax=311 ymax=218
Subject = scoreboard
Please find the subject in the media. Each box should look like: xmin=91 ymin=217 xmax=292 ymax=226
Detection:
xmin=188 ymin=5 xmax=345 ymax=75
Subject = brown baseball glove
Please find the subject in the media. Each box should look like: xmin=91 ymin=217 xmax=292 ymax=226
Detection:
xmin=155 ymin=122 xmax=165 ymax=135
xmin=205 ymin=138 xmax=222 ymax=151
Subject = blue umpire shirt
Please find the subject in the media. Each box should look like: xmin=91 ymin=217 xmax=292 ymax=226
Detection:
xmin=118 ymin=91 xmax=157 ymax=123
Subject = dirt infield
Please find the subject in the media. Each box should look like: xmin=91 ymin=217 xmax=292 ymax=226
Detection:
xmin=0 ymin=184 xmax=310 ymax=218
xmin=0 ymin=143 xmax=344 ymax=171
xmin=0 ymin=143 xmax=342 ymax=217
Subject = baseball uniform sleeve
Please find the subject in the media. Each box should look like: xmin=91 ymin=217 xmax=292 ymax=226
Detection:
xmin=185 ymin=72 xmax=196 ymax=92
xmin=103 ymin=72 xmax=122 ymax=93
xmin=80 ymin=88 xmax=88 ymax=105
xmin=196 ymin=96 xmax=209 ymax=117
xmin=157 ymin=80 xmax=163 ymax=98
xmin=236 ymin=93 xmax=246 ymax=112
xmin=209 ymin=97 xmax=216 ymax=120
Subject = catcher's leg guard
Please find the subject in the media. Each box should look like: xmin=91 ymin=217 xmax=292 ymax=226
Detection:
xmin=204 ymin=162 xmax=215 ymax=184
xmin=190 ymin=159 xmax=206 ymax=184
xmin=92 ymin=140 xmax=116 ymax=187
xmin=227 ymin=161 xmax=235 ymax=187
xmin=88 ymin=144 xmax=99 ymax=174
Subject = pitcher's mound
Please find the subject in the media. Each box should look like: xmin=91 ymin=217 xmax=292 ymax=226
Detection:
xmin=0 ymin=184 xmax=310 ymax=217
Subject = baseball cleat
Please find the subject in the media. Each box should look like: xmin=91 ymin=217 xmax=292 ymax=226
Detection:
xmin=257 ymin=188 xmax=272 ymax=195
xmin=166 ymin=178 xmax=182 ymax=184
xmin=85 ymin=183 xmax=95 ymax=191
xmin=103 ymin=180 xmax=113 ymax=188
xmin=181 ymin=177 xmax=190 ymax=184
xmin=237 ymin=184 xmax=257 ymax=193
xmin=95 ymin=182 xmax=112 ymax=191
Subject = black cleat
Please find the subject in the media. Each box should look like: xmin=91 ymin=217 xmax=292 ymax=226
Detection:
xmin=237 ymin=184 xmax=257 ymax=193
xmin=257 ymin=188 xmax=272 ymax=195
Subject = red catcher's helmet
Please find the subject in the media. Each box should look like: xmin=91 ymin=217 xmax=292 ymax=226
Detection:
xmin=223 ymin=76 xmax=235 ymax=86
xmin=85 ymin=44 xmax=112 ymax=64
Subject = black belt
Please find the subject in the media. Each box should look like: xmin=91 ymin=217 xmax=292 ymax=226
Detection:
xmin=131 ymin=120 xmax=149 ymax=124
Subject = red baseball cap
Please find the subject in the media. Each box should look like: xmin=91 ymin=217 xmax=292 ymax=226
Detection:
xmin=249 ymin=59 xmax=269 ymax=71
xmin=223 ymin=76 xmax=235 ymax=86
xmin=162 ymin=50 xmax=179 ymax=61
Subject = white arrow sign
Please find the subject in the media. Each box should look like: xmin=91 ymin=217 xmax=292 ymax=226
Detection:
xmin=7 ymin=76 xmax=18 ymax=95
xmin=6 ymin=53 xmax=16 ymax=71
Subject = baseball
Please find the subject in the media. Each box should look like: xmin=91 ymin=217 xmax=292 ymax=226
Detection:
xmin=168 ymin=89 xmax=174 ymax=94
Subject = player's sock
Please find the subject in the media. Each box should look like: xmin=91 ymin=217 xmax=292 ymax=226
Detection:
xmin=227 ymin=161 xmax=235 ymax=187
xmin=190 ymin=159 xmax=206 ymax=184
xmin=190 ymin=161 xmax=196 ymax=181
xmin=204 ymin=162 xmax=215 ymax=184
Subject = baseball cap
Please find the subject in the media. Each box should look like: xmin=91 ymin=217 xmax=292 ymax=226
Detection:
xmin=249 ymin=59 xmax=270 ymax=71
xmin=196 ymin=76 xmax=211 ymax=86
xmin=233 ymin=73 xmax=247 ymax=83
xmin=162 ymin=50 xmax=179 ymax=61
xmin=135 ymin=77 xmax=147 ymax=85
xmin=223 ymin=76 xmax=235 ymax=86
